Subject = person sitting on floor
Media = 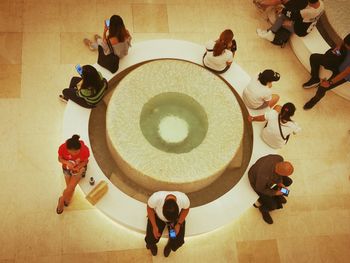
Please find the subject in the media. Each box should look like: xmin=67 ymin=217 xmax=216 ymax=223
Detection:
xmin=59 ymin=65 xmax=108 ymax=109
xmin=256 ymin=0 xmax=324 ymax=41
xmin=242 ymin=69 xmax=280 ymax=110
xmin=303 ymin=33 xmax=350 ymax=109
xmin=203 ymin=29 xmax=237 ymax=74
xmin=248 ymin=103 xmax=301 ymax=149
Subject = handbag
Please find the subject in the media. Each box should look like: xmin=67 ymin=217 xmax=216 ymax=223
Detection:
xmin=278 ymin=115 xmax=290 ymax=144
xmin=97 ymin=38 xmax=119 ymax=73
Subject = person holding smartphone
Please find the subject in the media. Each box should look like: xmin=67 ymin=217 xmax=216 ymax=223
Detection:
xmin=59 ymin=64 xmax=108 ymax=108
xmin=145 ymin=191 xmax=190 ymax=257
xmin=56 ymin=135 xmax=90 ymax=214
xmin=84 ymin=15 xmax=132 ymax=59
xmin=248 ymin=154 xmax=294 ymax=224
xmin=303 ymin=33 xmax=350 ymax=109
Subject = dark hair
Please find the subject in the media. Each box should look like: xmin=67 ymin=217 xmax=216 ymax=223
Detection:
xmin=163 ymin=199 xmax=179 ymax=222
xmin=81 ymin=65 xmax=103 ymax=94
xmin=109 ymin=15 xmax=128 ymax=42
xmin=258 ymin=69 xmax=280 ymax=85
xmin=308 ymin=0 xmax=319 ymax=4
xmin=66 ymin=135 xmax=81 ymax=150
xmin=280 ymin=102 xmax=296 ymax=122
xmin=213 ymin=29 xmax=234 ymax=57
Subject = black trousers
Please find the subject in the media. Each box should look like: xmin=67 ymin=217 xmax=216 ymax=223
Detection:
xmin=309 ymin=50 xmax=344 ymax=79
xmin=258 ymin=176 xmax=293 ymax=212
xmin=305 ymin=78 xmax=347 ymax=107
xmin=62 ymin=77 xmax=94 ymax=109
xmin=145 ymin=214 xmax=185 ymax=251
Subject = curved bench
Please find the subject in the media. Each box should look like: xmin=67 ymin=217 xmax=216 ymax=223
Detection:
xmin=62 ymin=39 xmax=276 ymax=235
xmin=290 ymin=28 xmax=350 ymax=100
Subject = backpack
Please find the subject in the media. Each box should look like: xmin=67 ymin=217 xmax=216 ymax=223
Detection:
xmin=271 ymin=27 xmax=291 ymax=48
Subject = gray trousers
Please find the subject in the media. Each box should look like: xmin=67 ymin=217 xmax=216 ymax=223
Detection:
xmin=270 ymin=14 xmax=295 ymax=33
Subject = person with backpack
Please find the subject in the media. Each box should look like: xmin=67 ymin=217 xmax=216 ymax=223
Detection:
xmin=256 ymin=0 xmax=324 ymax=44
xmin=248 ymin=103 xmax=301 ymax=149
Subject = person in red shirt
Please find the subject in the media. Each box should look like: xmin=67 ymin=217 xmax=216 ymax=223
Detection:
xmin=56 ymin=134 xmax=90 ymax=214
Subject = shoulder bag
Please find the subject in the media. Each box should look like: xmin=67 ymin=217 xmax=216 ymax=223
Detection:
xmin=97 ymin=38 xmax=119 ymax=73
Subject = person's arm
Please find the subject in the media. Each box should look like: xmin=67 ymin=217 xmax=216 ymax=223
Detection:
xmin=255 ymin=175 xmax=281 ymax=196
xmin=320 ymin=66 xmax=350 ymax=88
xmin=73 ymin=159 xmax=89 ymax=172
xmin=102 ymin=24 xmax=108 ymax=44
xmin=174 ymin=208 xmax=189 ymax=234
xmin=58 ymin=156 xmax=74 ymax=169
xmin=147 ymin=205 xmax=161 ymax=239
xmin=248 ymin=114 xmax=266 ymax=122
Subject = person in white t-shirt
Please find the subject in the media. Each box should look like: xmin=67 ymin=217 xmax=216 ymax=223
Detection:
xmin=257 ymin=0 xmax=324 ymax=41
xmin=248 ymin=103 xmax=301 ymax=149
xmin=242 ymin=69 xmax=280 ymax=109
xmin=203 ymin=29 xmax=236 ymax=73
xmin=145 ymin=191 xmax=190 ymax=257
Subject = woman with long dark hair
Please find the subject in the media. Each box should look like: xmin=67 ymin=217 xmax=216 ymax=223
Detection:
xmin=56 ymin=135 xmax=90 ymax=214
xmin=203 ymin=29 xmax=237 ymax=73
xmin=59 ymin=65 xmax=108 ymax=108
xmin=84 ymin=15 xmax=131 ymax=59
xmin=248 ymin=102 xmax=301 ymax=148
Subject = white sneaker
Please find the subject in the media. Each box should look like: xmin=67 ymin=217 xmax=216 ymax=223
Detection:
xmin=256 ymin=28 xmax=275 ymax=42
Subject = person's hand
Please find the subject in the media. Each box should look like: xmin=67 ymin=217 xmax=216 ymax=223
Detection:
xmin=275 ymin=190 xmax=283 ymax=196
xmin=66 ymin=161 xmax=75 ymax=170
xmin=320 ymin=79 xmax=331 ymax=88
xmin=277 ymin=183 xmax=285 ymax=188
xmin=152 ymin=225 xmax=161 ymax=240
xmin=104 ymin=23 xmax=108 ymax=33
xmin=248 ymin=115 xmax=254 ymax=122
xmin=174 ymin=223 xmax=181 ymax=235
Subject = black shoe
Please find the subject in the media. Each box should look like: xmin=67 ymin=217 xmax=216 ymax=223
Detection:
xmin=164 ymin=244 xmax=171 ymax=257
xmin=302 ymin=78 xmax=320 ymax=89
xmin=303 ymin=101 xmax=315 ymax=110
xmin=259 ymin=207 xmax=273 ymax=224
xmin=146 ymin=244 xmax=157 ymax=256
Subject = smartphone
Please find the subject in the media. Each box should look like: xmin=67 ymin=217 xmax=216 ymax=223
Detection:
xmin=75 ymin=64 xmax=83 ymax=76
xmin=169 ymin=229 xmax=176 ymax=239
xmin=105 ymin=19 xmax=110 ymax=28
xmin=280 ymin=187 xmax=289 ymax=196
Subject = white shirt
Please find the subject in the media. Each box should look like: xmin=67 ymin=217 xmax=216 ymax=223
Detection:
xmin=242 ymin=74 xmax=272 ymax=109
xmin=300 ymin=1 xmax=324 ymax=33
xmin=261 ymin=109 xmax=301 ymax=149
xmin=203 ymin=40 xmax=233 ymax=71
xmin=147 ymin=191 xmax=190 ymax=222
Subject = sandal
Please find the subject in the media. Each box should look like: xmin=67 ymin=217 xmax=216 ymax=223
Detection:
xmin=56 ymin=198 xmax=64 ymax=214
xmin=83 ymin=38 xmax=94 ymax=51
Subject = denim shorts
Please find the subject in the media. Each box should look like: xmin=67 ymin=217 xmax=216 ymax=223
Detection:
xmin=62 ymin=166 xmax=87 ymax=177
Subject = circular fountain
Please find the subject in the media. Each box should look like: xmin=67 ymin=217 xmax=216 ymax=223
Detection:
xmin=106 ymin=59 xmax=244 ymax=192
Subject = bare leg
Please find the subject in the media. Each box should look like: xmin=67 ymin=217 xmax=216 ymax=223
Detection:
xmin=268 ymin=94 xmax=280 ymax=108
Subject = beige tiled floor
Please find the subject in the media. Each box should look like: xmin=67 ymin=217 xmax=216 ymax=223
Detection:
xmin=0 ymin=1 xmax=349 ymax=262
